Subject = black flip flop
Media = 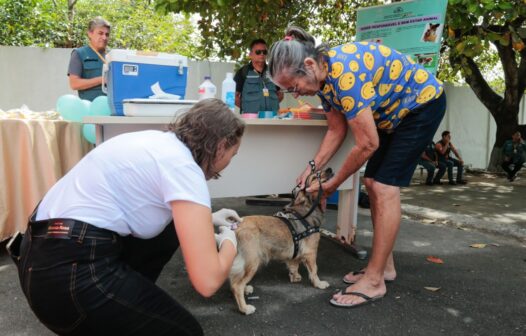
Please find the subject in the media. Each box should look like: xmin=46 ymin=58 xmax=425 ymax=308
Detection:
xmin=330 ymin=290 xmax=384 ymax=308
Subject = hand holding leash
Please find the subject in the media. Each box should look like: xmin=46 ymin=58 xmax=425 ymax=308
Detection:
xmin=212 ymin=208 xmax=241 ymax=229
xmin=296 ymin=160 xmax=317 ymax=188
xmin=214 ymin=226 xmax=237 ymax=250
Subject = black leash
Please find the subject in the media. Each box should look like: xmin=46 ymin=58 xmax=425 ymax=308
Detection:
xmin=290 ymin=160 xmax=324 ymax=221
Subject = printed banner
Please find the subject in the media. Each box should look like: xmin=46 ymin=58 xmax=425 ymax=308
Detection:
xmin=356 ymin=0 xmax=448 ymax=74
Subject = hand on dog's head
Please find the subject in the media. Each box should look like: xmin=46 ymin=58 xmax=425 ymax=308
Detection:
xmin=304 ymin=167 xmax=334 ymax=193
xmin=287 ymin=167 xmax=334 ymax=212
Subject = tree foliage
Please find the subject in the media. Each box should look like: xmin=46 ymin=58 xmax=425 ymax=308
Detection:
xmin=155 ymin=0 xmax=381 ymax=61
xmin=444 ymin=0 xmax=526 ymax=169
xmin=0 ymin=0 xmax=68 ymax=46
xmin=0 ymin=0 xmax=201 ymax=57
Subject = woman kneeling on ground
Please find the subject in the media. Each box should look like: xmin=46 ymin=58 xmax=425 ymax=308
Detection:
xmin=13 ymin=99 xmax=244 ymax=335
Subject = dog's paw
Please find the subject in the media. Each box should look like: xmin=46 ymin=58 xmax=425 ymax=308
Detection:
xmin=244 ymin=285 xmax=254 ymax=295
xmin=289 ymin=273 xmax=302 ymax=283
xmin=315 ymin=280 xmax=330 ymax=289
xmin=241 ymin=305 xmax=256 ymax=315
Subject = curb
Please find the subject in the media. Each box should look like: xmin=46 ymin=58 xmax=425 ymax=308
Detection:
xmin=401 ymin=204 xmax=526 ymax=242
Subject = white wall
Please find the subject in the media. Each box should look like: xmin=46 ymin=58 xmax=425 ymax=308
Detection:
xmin=438 ymin=84 xmax=495 ymax=168
xmin=439 ymin=84 xmax=526 ymax=168
xmin=0 ymin=46 xmax=74 ymax=111
xmin=1 ymin=46 xmax=525 ymax=169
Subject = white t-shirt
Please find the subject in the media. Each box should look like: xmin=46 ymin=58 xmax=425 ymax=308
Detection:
xmin=36 ymin=130 xmax=211 ymax=238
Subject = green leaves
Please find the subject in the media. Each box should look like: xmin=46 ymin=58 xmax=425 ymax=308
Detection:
xmin=154 ymin=0 xmax=378 ymax=61
xmin=0 ymin=0 xmax=200 ymax=56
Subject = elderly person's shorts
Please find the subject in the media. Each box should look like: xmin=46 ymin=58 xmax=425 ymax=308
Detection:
xmin=364 ymin=93 xmax=446 ymax=187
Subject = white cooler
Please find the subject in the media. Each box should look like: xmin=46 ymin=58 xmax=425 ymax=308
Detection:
xmin=122 ymin=99 xmax=197 ymax=117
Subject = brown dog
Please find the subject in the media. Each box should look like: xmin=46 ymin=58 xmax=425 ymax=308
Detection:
xmin=423 ymin=23 xmax=440 ymax=42
xmin=229 ymin=168 xmax=333 ymax=315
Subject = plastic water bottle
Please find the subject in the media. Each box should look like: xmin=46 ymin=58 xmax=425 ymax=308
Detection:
xmin=198 ymin=76 xmax=216 ymax=100
xmin=221 ymin=72 xmax=236 ymax=112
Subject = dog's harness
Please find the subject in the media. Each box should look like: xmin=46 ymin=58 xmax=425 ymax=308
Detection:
xmin=274 ymin=161 xmax=323 ymax=259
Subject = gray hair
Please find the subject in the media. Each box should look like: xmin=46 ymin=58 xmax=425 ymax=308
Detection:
xmin=168 ymin=99 xmax=245 ymax=179
xmin=88 ymin=17 xmax=111 ymax=32
xmin=268 ymin=26 xmax=329 ymax=80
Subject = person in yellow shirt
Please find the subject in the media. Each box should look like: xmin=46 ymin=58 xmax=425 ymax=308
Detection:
xmin=268 ymin=26 xmax=446 ymax=308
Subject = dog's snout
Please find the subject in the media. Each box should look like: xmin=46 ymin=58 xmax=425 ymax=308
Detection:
xmin=325 ymin=167 xmax=334 ymax=179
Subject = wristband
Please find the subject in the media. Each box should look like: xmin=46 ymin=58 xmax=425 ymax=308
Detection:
xmin=308 ymin=160 xmax=316 ymax=172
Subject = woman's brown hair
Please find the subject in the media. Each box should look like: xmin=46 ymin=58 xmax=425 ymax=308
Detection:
xmin=169 ymin=98 xmax=245 ymax=179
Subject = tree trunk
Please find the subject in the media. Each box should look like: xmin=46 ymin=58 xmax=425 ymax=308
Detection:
xmin=65 ymin=0 xmax=78 ymax=48
xmin=487 ymin=146 xmax=503 ymax=172
xmin=445 ymin=7 xmax=525 ymax=172
xmin=487 ymin=108 xmax=521 ymax=171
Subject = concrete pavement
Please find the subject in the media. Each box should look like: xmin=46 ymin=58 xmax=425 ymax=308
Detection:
xmin=401 ymin=170 xmax=526 ymax=242
xmin=1 ymin=171 xmax=525 ymax=335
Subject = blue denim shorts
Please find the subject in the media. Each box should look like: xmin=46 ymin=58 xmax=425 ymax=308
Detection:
xmin=364 ymin=93 xmax=446 ymax=187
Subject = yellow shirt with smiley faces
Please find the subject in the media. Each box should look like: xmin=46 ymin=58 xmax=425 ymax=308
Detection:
xmin=317 ymin=42 xmax=444 ymax=131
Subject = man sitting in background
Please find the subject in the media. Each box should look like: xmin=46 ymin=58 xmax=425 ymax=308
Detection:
xmin=418 ymin=141 xmax=446 ymax=185
xmin=501 ymin=130 xmax=526 ymax=182
xmin=435 ymin=131 xmax=467 ymax=185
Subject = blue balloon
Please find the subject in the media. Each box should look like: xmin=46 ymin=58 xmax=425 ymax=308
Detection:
xmin=82 ymin=124 xmax=96 ymax=144
xmin=90 ymin=96 xmax=112 ymax=116
xmin=56 ymin=94 xmax=89 ymax=122
xmin=81 ymin=99 xmax=92 ymax=111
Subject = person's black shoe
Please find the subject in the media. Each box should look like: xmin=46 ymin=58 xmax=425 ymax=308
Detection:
xmin=509 ymin=175 xmax=517 ymax=182
xmin=448 ymin=181 xmax=457 ymax=185
xmin=433 ymin=180 xmax=443 ymax=185
xmin=425 ymin=181 xmax=433 ymax=186
xmin=456 ymin=180 xmax=467 ymax=185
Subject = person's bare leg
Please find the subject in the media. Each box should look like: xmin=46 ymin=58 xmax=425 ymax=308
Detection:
xmin=342 ymin=178 xmax=397 ymax=283
xmin=333 ymin=179 xmax=400 ymax=305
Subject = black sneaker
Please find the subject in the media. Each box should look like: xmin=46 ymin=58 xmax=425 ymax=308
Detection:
xmin=425 ymin=181 xmax=433 ymax=186
xmin=433 ymin=180 xmax=443 ymax=185
xmin=509 ymin=175 xmax=517 ymax=182
xmin=448 ymin=181 xmax=457 ymax=185
xmin=456 ymin=180 xmax=467 ymax=185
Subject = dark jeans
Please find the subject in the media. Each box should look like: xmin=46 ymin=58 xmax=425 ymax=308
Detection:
xmin=501 ymin=158 xmax=524 ymax=178
xmin=418 ymin=159 xmax=446 ymax=184
xmin=442 ymin=157 xmax=464 ymax=182
xmin=16 ymin=217 xmax=203 ymax=336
